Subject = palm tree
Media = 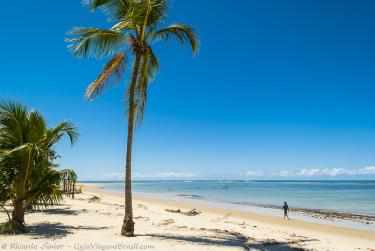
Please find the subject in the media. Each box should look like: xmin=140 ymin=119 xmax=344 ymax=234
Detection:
xmin=66 ymin=0 xmax=199 ymax=236
xmin=0 ymin=100 xmax=79 ymax=233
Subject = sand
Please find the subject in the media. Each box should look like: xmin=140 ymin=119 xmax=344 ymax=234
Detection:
xmin=0 ymin=188 xmax=374 ymax=251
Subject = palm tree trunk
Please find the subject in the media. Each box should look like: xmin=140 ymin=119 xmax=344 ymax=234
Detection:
xmin=72 ymin=180 xmax=75 ymax=199
xmin=12 ymin=200 xmax=25 ymax=226
xmin=13 ymin=161 xmax=27 ymax=227
xmin=69 ymin=180 xmax=71 ymax=197
xmin=121 ymin=54 xmax=141 ymax=237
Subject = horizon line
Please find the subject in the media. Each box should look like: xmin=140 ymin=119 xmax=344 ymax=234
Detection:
xmin=77 ymin=179 xmax=375 ymax=182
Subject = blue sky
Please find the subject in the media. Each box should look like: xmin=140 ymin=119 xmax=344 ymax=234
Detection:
xmin=1 ymin=0 xmax=375 ymax=180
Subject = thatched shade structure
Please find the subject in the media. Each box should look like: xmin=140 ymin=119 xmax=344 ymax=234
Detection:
xmin=60 ymin=169 xmax=77 ymax=198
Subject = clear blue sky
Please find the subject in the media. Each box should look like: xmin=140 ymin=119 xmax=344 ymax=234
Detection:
xmin=1 ymin=0 xmax=375 ymax=180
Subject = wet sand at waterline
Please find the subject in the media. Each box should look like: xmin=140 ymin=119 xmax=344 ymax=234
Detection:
xmin=0 ymin=187 xmax=374 ymax=251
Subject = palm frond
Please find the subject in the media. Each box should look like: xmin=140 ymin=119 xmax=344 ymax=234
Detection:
xmin=139 ymin=0 xmax=168 ymax=26
xmin=0 ymin=143 xmax=34 ymax=157
xmin=154 ymin=23 xmax=200 ymax=54
xmin=85 ymin=53 xmax=127 ymax=99
xmin=24 ymin=170 xmax=63 ymax=208
xmin=27 ymin=109 xmax=47 ymax=145
xmin=0 ymin=166 xmax=11 ymax=206
xmin=84 ymin=0 xmax=131 ymax=21
xmin=59 ymin=169 xmax=77 ymax=181
xmin=86 ymin=0 xmax=167 ymax=25
xmin=47 ymin=122 xmax=79 ymax=147
xmin=111 ymin=19 xmax=136 ymax=32
xmin=0 ymin=100 xmax=28 ymax=146
xmin=83 ymin=0 xmax=117 ymax=10
xmin=66 ymin=27 xmax=127 ymax=58
xmin=134 ymin=48 xmax=159 ymax=127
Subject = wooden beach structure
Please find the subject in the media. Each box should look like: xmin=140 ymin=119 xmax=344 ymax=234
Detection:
xmin=60 ymin=169 xmax=78 ymax=198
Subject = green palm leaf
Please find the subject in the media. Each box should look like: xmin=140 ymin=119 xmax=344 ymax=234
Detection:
xmin=154 ymin=23 xmax=200 ymax=54
xmin=66 ymin=27 xmax=127 ymax=58
xmin=85 ymin=53 xmax=127 ymax=99
xmin=46 ymin=121 xmax=79 ymax=147
xmin=133 ymin=48 xmax=158 ymax=126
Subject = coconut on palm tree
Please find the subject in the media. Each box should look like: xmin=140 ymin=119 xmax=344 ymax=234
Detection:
xmin=0 ymin=100 xmax=79 ymax=234
xmin=66 ymin=0 xmax=199 ymax=236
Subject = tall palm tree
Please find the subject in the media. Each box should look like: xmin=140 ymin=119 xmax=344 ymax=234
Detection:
xmin=66 ymin=0 xmax=199 ymax=236
xmin=0 ymin=100 xmax=79 ymax=233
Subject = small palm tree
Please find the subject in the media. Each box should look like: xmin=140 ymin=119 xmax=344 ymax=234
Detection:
xmin=66 ymin=0 xmax=199 ymax=236
xmin=0 ymin=100 xmax=79 ymax=233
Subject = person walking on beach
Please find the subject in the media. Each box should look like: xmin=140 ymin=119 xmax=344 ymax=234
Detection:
xmin=282 ymin=201 xmax=290 ymax=219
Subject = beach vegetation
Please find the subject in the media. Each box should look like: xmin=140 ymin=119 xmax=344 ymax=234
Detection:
xmin=0 ymin=100 xmax=79 ymax=234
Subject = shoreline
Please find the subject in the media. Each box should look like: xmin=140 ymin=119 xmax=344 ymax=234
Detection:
xmin=88 ymin=184 xmax=375 ymax=232
xmin=80 ymin=180 xmax=375 ymax=216
xmin=175 ymin=193 xmax=375 ymax=223
xmin=86 ymin=186 xmax=375 ymax=241
xmin=0 ymin=187 xmax=374 ymax=250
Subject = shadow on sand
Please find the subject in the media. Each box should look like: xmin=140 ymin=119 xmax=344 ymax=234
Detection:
xmin=143 ymin=232 xmax=312 ymax=251
xmin=36 ymin=208 xmax=80 ymax=216
xmin=27 ymin=222 xmax=109 ymax=239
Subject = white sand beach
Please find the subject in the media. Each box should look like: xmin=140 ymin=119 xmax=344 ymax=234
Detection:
xmin=0 ymin=187 xmax=374 ymax=251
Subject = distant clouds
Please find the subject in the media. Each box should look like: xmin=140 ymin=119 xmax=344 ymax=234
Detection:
xmin=244 ymin=170 xmax=265 ymax=177
xmin=100 ymin=171 xmax=197 ymax=180
xmin=272 ymin=170 xmax=292 ymax=177
xmin=101 ymin=172 xmax=125 ymax=180
xmin=296 ymin=166 xmax=375 ymax=177
xmin=135 ymin=172 xmax=197 ymax=179
xmin=245 ymin=166 xmax=375 ymax=178
xmin=96 ymin=166 xmax=375 ymax=181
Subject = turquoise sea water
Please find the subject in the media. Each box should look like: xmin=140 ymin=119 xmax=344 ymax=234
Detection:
xmin=81 ymin=180 xmax=375 ymax=215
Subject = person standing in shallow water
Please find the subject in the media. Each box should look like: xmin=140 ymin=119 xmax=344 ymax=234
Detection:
xmin=282 ymin=202 xmax=290 ymax=219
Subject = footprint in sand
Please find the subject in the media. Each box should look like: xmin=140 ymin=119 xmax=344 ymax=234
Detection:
xmin=137 ymin=204 xmax=148 ymax=209
xmin=157 ymin=218 xmax=175 ymax=226
xmin=134 ymin=216 xmax=150 ymax=221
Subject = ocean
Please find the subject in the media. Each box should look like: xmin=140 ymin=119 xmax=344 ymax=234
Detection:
xmin=81 ymin=180 xmax=375 ymax=216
